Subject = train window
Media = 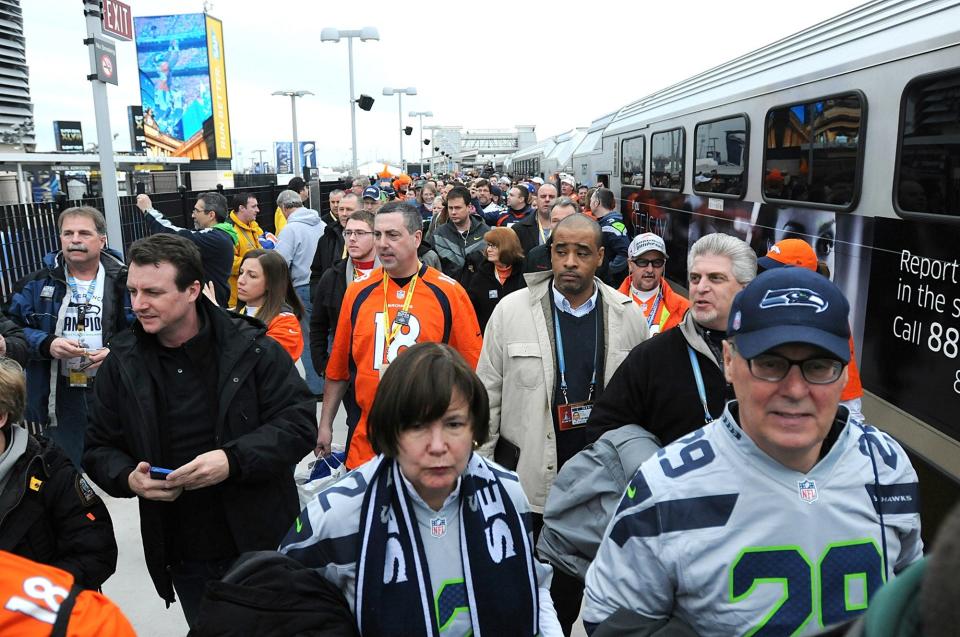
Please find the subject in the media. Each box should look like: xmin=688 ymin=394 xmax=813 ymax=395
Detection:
xmin=621 ymin=136 xmax=645 ymax=187
xmin=763 ymin=93 xmax=864 ymax=209
xmin=896 ymin=69 xmax=960 ymax=218
xmin=694 ymin=115 xmax=748 ymax=198
xmin=651 ymin=128 xmax=685 ymax=191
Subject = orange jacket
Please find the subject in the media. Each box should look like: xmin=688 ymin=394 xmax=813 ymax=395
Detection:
xmin=266 ymin=311 xmax=304 ymax=361
xmin=617 ymin=276 xmax=690 ymax=334
xmin=0 ymin=550 xmax=135 ymax=636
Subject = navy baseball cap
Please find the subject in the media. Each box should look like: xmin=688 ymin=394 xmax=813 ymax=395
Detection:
xmin=727 ymin=267 xmax=850 ymax=362
xmin=362 ymin=186 xmax=381 ymax=200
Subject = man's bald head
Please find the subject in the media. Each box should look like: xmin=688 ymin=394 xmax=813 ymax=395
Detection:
xmin=553 ymin=213 xmax=602 ymax=249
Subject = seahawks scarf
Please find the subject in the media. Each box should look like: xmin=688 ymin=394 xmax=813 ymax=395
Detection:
xmin=356 ymin=453 xmax=540 ymax=636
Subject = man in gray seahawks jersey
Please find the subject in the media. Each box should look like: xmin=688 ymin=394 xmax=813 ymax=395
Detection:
xmin=583 ymin=267 xmax=922 ymax=636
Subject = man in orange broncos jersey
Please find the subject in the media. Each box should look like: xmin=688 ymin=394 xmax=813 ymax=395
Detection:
xmin=318 ymin=201 xmax=483 ymax=468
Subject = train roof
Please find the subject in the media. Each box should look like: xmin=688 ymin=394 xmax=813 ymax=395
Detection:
xmin=604 ymin=0 xmax=960 ymax=136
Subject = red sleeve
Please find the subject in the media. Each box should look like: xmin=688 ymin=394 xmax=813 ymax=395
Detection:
xmin=449 ymin=282 xmax=483 ymax=369
xmin=326 ymin=284 xmax=357 ymax=381
xmin=267 ymin=313 xmax=304 ymax=361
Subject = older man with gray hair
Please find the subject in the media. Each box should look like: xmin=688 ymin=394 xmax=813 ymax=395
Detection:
xmin=276 ymin=189 xmax=326 ymax=394
xmin=586 ymin=232 xmax=757 ymax=447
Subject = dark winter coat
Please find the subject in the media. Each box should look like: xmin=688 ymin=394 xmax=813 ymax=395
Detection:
xmin=84 ymin=298 xmax=317 ymax=603
xmin=465 ymin=259 xmax=527 ymax=333
xmin=0 ymin=431 xmax=117 ymax=589
xmin=0 ymin=310 xmax=29 ymax=367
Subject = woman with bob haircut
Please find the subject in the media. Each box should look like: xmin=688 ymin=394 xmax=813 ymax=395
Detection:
xmin=465 ymin=227 xmax=527 ymax=332
xmin=280 ymin=342 xmax=561 ymax=636
xmin=234 ymin=249 xmax=305 ymax=363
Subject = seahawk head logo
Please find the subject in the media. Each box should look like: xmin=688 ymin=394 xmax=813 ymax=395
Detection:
xmin=759 ymin=288 xmax=828 ymax=313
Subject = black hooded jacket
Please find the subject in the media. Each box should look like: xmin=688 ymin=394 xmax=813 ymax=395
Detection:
xmin=0 ymin=432 xmax=117 ymax=589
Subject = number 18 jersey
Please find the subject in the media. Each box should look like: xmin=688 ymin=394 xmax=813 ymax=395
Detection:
xmin=582 ymin=403 xmax=923 ymax=637
xmin=326 ymin=263 xmax=483 ymax=468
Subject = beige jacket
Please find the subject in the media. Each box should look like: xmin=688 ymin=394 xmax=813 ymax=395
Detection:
xmin=476 ymin=271 xmax=649 ymax=512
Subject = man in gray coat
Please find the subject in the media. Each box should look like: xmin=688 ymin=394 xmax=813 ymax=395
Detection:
xmin=275 ymin=189 xmax=326 ymax=395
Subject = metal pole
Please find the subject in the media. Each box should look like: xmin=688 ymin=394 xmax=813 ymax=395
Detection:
xmin=348 ymin=36 xmax=359 ymax=177
xmin=83 ymin=3 xmax=122 ymax=255
xmin=290 ymin=95 xmax=300 ymax=178
xmin=418 ymin=114 xmax=423 ymax=175
xmin=397 ymin=94 xmax=404 ymax=173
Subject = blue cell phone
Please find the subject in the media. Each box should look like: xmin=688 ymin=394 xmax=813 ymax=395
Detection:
xmin=149 ymin=467 xmax=173 ymax=480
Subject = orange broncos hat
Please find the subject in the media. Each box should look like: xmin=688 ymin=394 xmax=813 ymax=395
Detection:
xmin=758 ymin=238 xmax=817 ymax=272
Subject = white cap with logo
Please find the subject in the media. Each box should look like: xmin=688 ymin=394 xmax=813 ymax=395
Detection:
xmin=628 ymin=233 xmax=667 ymax=259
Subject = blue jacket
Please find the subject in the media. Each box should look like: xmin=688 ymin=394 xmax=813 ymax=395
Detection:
xmin=8 ymin=249 xmax=131 ymax=430
xmin=597 ymin=211 xmax=629 ymax=287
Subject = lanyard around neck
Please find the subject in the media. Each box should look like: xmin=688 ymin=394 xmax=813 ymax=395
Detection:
xmin=382 ymin=264 xmax=420 ymax=351
xmin=687 ymin=345 xmax=713 ymax=424
xmin=537 ymin=215 xmax=549 ymax=244
xmin=553 ymin=306 xmax=599 ymax=404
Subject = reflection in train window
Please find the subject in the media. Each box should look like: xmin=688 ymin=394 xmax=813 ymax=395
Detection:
xmin=694 ymin=116 xmax=748 ymax=197
xmin=651 ymin=128 xmax=685 ymax=191
xmin=897 ymin=69 xmax=960 ymax=218
xmin=621 ymin=136 xmax=645 ymax=187
xmin=763 ymin=93 xmax=863 ymax=209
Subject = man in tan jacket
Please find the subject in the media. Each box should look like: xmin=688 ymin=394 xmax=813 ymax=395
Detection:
xmin=476 ymin=214 xmax=648 ymax=635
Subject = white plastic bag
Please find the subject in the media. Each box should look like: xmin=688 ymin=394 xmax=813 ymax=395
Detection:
xmin=295 ymin=444 xmax=347 ymax=510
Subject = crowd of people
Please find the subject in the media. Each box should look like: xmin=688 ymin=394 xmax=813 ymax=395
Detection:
xmin=0 ymin=168 xmax=953 ymax=636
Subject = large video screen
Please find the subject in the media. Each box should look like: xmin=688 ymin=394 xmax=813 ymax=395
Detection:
xmin=133 ymin=13 xmax=231 ymax=160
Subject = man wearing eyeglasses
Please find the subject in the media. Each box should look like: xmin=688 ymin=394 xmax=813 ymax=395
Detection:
xmin=583 ymin=267 xmax=922 ymax=636
xmin=617 ymin=233 xmax=689 ymax=335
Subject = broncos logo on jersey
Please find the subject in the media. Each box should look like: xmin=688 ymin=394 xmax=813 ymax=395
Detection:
xmin=759 ymin=287 xmax=828 ymax=313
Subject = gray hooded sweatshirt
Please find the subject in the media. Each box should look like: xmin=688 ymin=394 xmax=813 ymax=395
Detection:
xmin=276 ymin=207 xmax=326 ymax=287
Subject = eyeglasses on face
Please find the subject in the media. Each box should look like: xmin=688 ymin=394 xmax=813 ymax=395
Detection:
xmin=632 ymin=258 xmax=665 ymax=268
xmin=738 ymin=346 xmax=845 ymax=384
xmin=342 ymin=230 xmax=373 ymax=239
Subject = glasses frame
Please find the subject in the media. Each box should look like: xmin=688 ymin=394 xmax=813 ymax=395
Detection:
xmin=632 ymin=257 xmax=666 ymax=269
xmin=732 ymin=341 xmax=845 ymax=384
xmin=342 ymin=229 xmax=373 ymax=239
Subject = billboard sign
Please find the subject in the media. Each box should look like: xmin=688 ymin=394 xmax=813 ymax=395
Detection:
xmin=54 ymin=121 xmax=84 ymax=152
xmin=102 ymin=0 xmax=133 ymax=41
xmin=128 ymin=105 xmax=145 ymax=152
xmin=275 ymin=142 xmax=293 ymax=174
xmin=300 ymin=141 xmax=317 ymax=169
xmin=133 ymin=13 xmax=233 ymax=160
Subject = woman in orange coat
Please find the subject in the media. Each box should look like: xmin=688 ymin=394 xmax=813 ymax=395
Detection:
xmin=234 ymin=249 xmax=305 ymax=363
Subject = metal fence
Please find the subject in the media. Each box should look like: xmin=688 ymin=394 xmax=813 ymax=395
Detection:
xmin=0 ymin=180 xmax=349 ymax=305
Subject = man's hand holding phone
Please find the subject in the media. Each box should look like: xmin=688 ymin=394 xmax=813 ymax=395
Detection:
xmin=128 ymin=462 xmax=183 ymax=502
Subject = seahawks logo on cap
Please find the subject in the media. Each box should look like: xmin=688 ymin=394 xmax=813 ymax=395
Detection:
xmin=759 ymin=288 xmax=828 ymax=313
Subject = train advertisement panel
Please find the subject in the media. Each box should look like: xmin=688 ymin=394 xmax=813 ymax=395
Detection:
xmin=133 ymin=13 xmax=232 ymax=160
xmin=861 ymin=218 xmax=960 ymax=440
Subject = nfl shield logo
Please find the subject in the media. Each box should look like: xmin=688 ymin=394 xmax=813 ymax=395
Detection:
xmin=798 ymin=479 xmax=818 ymax=504
xmin=430 ymin=516 xmax=447 ymax=538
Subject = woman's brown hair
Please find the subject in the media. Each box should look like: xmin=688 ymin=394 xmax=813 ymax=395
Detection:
xmin=483 ymin=227 xmax=524 ymax=265
xmin=235 ymin=250 xmax=305 ymax=325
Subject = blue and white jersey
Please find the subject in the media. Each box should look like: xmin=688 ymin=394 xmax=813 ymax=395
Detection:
xmin=279 ymin=454 xmax=562 ymax=636
xmin=583 ymin=404 xmax=923 ymax=637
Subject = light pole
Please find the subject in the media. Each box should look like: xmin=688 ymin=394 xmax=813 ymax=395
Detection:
xmin=321 ymin=27 xmax=380 ymax=177
xmin=383 ymin=87 xmax=416 ymax=172
xmin=409 ymin=110 xmax=432 ymax=175
xmin=272 ymin=90 xmax=312 ymax=177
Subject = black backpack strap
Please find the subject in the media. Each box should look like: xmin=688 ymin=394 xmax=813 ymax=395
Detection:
xmin=50 ymin=584 xmax=82 ymax=637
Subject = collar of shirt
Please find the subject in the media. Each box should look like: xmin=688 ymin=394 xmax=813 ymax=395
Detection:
xmin=552 ymin=281 xmax=599 ymax=317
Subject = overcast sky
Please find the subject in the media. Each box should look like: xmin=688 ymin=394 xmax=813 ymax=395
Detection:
xmin=24 ymin=0 xmax=867 ymax=170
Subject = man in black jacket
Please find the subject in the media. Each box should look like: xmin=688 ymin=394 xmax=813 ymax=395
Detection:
xmin=524 ymin=197 xmax=581 ymax=274
xmin=0 ymin=310 xmax=28 ymax=367
xmin=585 ymin=233 xmax=756 ymax=446
xmin=514 ymin=183 xmax=558 ymax=255
xmin=308 ymin=190 xmax=355 ymax=297
xmin=84 ymin=234 xmax=316 ymax=628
